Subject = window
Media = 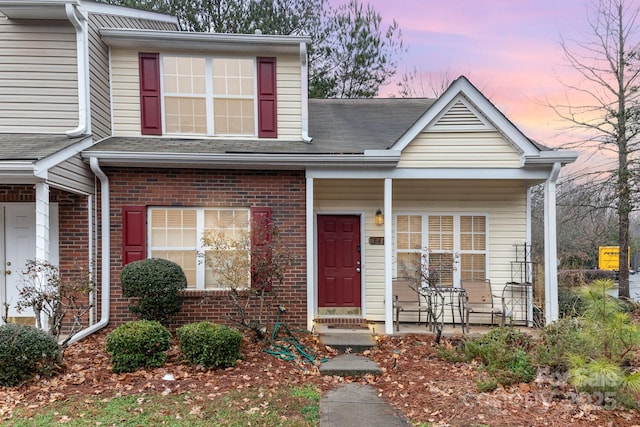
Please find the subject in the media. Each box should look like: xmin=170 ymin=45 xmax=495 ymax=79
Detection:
xmin=149 ymin=207 xmax=250 ymax=289
xmin=395 ymin=214 xmax=487 ymax=286
xmin=139 ymin=54 xmax=276 ymax=137
xmin=162 ymin=56 xmax=255 ymax=136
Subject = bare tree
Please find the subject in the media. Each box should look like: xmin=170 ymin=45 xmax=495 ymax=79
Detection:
xmin=550 ymin=0 xmax=640 ymax=298
xmin=395 ymin=66 xmax=458 ymax=98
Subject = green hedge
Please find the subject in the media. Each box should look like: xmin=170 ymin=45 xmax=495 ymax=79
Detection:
xmin=177 ymin=321 xmax=242 ymax=369
xmin=0 ymin=324 xmax=60 ymax=386
xmin=120 ymin=258 xmax=187 ymax=325
xmin=106 ymin=320 xmax=172 ymax=373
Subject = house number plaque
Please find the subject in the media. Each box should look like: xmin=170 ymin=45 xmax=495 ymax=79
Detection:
xmin=369 ymin=237 xmax=384 ymax=245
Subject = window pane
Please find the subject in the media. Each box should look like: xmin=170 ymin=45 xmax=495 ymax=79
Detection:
xmin=151 ymin=250 xmax=197 ymax=288
xmin=428 ymin=253 xmax=454 ymax=286
xmin=165 ymin=97 xmax=206 ymax=134
xmin=213 ymin=98 xmax=255 ymax=135
xmin=460 ymin=253 xmax=486 ymax=281
xmin=397 ymin=252 xmax=421 ymax=279
xmin=202 ymin=208 xmax=251 ymax=289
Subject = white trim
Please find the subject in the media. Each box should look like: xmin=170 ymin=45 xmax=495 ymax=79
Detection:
xmin=100 ymin=28 xmax=310 ymax=55
xmin=306 ymin=177 xmax=315 ymax=330
xmin=34 ymin=183 xmax=50 ymax=262
xmin=544 ymin=163 xmax=561 ymax=324
xmin=383 ymin=178 xmax=393 ymax=334
xmin=80 ymin=1 xmax=178 ymax=25
xmin=34 ymin=136 xmax=94 ymax=178
xmin=83 ymin=152 xmax=400 ymax=168
xmin=307 ymin=167 xmax=554 ymax=181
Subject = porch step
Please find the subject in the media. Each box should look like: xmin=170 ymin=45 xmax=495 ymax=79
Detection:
xmin=319 ymin=354 xmax=382 ymax=377
xmin=318 ymin=331 xmax=377 ymax=354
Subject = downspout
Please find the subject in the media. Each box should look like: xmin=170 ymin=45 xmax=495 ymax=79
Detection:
xmin=68 ymin=157 xmax=110 ymax=344
xmin=300 ymin=42 xmax=312 ymax=143
xmin=65 ymin=3 xmax=90 ymax=137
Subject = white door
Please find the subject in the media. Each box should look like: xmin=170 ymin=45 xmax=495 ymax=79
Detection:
xmin=0 ymin=203 xmax=58 ymax=325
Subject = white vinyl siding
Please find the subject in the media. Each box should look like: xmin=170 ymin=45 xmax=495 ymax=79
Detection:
xmin=399 ymin=131 xmax=522 ymax=168
xmin=110 ymin=49 xmax=303 ymax=139
xmin=314 ymin=179 xmax=527 ymax=321
xmin=48 ymin=155 xmax=95 ymax=195
xmin=0 ymin=16 xmax=78 ymax=132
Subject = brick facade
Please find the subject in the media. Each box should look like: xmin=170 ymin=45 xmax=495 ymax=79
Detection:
xmin=101 ymin=168 xmax=307 ymax=330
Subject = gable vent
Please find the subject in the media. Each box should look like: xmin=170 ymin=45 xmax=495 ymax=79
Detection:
xmin=432 ymin=100 xmax=489 ymax=130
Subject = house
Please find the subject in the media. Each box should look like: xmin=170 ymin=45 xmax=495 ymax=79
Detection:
xmin=0 ymin=1 xmax=577 ymax=339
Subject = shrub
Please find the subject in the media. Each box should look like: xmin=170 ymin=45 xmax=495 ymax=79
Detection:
xmin=558 ymin=269 xmax=615 ymax=288
xmin=177 ymin=321 xmax=242 ymax=369
xmin=535 ymin=317 xmax=598 ymax=371
xmin=558 ymin=286 xmax=587 ymax=318
xmin=120 ymin=258 xmax=187 ymax=325
xmin=0 ymin=323 xmax=60 ymax=386
xmin=105 ymin=320 xmax=172 ymax=373
xmin=464 ymin=327 xmax=536 ymax=387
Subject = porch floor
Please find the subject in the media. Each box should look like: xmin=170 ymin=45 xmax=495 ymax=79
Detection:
xmin=314 ymin=321 xmax=540 ymax=339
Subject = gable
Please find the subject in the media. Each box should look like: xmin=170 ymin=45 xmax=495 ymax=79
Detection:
xmin=398 ymin=95 xmax=522 ymax=169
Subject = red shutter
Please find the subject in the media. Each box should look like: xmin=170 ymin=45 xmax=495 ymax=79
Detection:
xmin=257 ymin=57 xmax=277 ymax=138
xmin=139 ymin=53 xmax=162 ymax=135
xmin=122 ymin=206 xmax=147 ymax=266
xmin=250 ymin=207 xmax=272 ymax=291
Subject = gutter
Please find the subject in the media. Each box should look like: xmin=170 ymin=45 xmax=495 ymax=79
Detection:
xmin=67 ymin=157 xmax=110 ymax=344
xmin=83 ymin=151 xmax=401 ymax=168
xmin=65 ymin=3 xmax=90 ymax=137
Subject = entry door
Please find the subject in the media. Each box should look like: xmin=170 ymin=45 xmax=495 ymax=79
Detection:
xmin=0 ymin=204 xmax=59 ymax=325
xmin=317 ymin=215 xmax=362 ymax=310
xmin=1 ymin=204 xmax=36 ymax=322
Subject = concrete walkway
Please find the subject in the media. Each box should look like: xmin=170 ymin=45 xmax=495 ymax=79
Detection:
xmin=318 ymin=353 xmax=410 ymax=426
xmin=319 ymin=383 xmax=410 ymax=427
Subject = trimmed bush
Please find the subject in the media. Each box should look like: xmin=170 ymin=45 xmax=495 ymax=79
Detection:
xmin=120 ymin=258 xmax=187 ymax=325
xmin=0 ymin=323 xmax=60 ymax=386
xmin=177 ymin=321 xmax=242 ymax=369
xmin=105 ymin=320 xmax=172 ymax=373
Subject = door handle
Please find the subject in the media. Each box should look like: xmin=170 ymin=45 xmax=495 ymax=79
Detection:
xmin=356 ymin=268 xmax=361 ymax=273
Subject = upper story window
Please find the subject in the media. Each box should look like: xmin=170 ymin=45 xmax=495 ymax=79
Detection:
xmin=139 ymin=53 xmax=277 ymax=138
xmin=162 ymin=56 xmax=256 ymax=136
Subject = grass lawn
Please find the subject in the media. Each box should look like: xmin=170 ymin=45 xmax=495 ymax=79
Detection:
xmin=4 ymin=384 xmax=321 ymax=427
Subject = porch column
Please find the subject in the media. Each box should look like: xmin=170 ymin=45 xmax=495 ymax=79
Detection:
xmin=543 ymin=163 xmax=561 ymax=324
xmin=306 ymin=176 xmax=315 ymax=331
xmin=384 ymin=178 xmax=394 ymax=334
xmin=35 ymin=182 xmax=50 ymax=261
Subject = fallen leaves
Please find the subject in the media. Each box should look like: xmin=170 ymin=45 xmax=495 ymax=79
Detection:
xmin=1 ymin=329 xmax=640 ymax=426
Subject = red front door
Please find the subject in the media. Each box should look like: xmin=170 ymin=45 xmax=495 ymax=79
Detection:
xmin=317 ymin=215 xmax=361 ymax=309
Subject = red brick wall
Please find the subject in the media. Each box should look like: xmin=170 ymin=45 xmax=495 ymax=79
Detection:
xmin=100 ymin=168 xmax=307 ymax=330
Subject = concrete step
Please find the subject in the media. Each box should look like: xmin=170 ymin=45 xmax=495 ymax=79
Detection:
xmin=319 ymin=331 xmax=377 ymax=354
xmin=319 ymin=354 xmax=382 ymax=377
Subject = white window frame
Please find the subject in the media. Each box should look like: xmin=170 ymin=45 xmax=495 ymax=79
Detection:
xmin=148 ymin=207 xmax=251 ymax=290
xmin=394 ymin=212 xmax=490 ymax=287
xmin=160 ymin=55 xmax=258 ymax=137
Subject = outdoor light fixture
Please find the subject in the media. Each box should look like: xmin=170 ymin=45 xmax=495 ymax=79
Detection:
xmin=375 ymin=209 xmax=384 ymax=226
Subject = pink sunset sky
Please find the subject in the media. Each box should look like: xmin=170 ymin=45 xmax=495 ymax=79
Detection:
xmin=329 ymin=0 xmax=632 ymax=159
